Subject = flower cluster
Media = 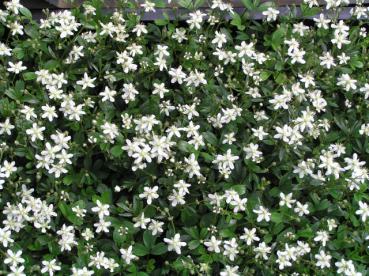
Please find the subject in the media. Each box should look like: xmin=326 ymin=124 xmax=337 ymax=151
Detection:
xmin=0 ymin=0 xmax=368 ymax=275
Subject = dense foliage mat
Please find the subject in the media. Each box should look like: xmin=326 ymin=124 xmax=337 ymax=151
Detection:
xmin=0 ymin=0 xmax=369 ymax=275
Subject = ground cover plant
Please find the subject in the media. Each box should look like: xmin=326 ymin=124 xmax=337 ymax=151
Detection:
xmin=0 ymin=0 xmax=368 ymax=275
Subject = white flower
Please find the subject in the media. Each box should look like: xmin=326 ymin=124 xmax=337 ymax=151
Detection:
xmin=254 ymin=242 xmax=271 ymax=260
xmin=294 ymin=201 xmax=310 ymax=216
xmin=253 ymin=206 xmax=271 ymax=222
xmin=1 ymin=160 xmax=17 ymax=178
xmin=335 ymin=259 xmax=356 ymax=275
xmin=274 ymin=124 xmax=293 ymax=143
xmin=152 ymin=83 xmax=169 ymax=99
xmin=359 ymin=83 xmax=369 ymax=99
xmin=212 ymin=31 xmax=227 ymax=48
xmin=230 ymin=196 xmax=247 ymax=213
xmin=132 ymin=23 xmax=147 ymax=37
xmin=20 ymin=105 xmax=37 ymax=121
xmin=7 ymin=61 xmax=26 ymax=74
xmin=262 ymin=7 xmax=279 ymax=22
xmin=173 ymin=180 xmax=191 ymax=195
xmin=220 ymin=265 xmax=239 ymax=276
xmin=169 ymin=66 xmax=186 ymax=84
xmin=276 ymin=251 xmax=292 ymax=270
xmin=223 ymin=238 xmax=239 ymax=261
xmin=99 ymin=86 xmax=117 ymax=102
xmin=252 ymin=126 xmax=268 ymax=140
xmin=337 ymin=74 xmax=357 ymax=91
xmin=71 ymin=267 xmax=94 ymax=276
xmin=327 ymin=218 xmax=337 ymax=231
xmin=319 ymin=52 xmax=336 ymax=69
xmin=122 ymin=83 xmax=139 ymax=103
xmin=76 ymin=73 xmax=96 ymax=90
xmin=240 ymin=228 xmax=260 ymax=245
xmin=0 ymin=228 xmax=13 ymax=247
xmin=187 ymin=10 xmax=206 ymax=30
xmin=212 ymin=149 xmax=239 ymax=172
xmin=94 ymin=219 xmax=111 ymax=233
xmin=315 ymin=250 xmax=331 ymax=268
xmin=148 ymin=220 xmax=164 ymax=235
xmin=204 ymin=236 xmax=222 ymax=253
xmin=314 ymin=14 xmax=331 ymax=29
xmin=91 ymin=200 xmax=110 ymax=219
xmin=140 ymin=0 xmax=156 ymax=12
xmin=41 ymin=259 xmax=61 ymax=276
xmin=5 ymin=0 xmax=24 ymax=15
xmin=120 ymin=245 xmax=137 ymax=264
xmin=184 ymin=153 xmax=202 ymax=178
xmin=0 ymin=43 xmax=11 ymax=56
xmin=133 ymin=213 xmax=151 ymax=229
xmin=0 ymin=118 xmax=15 ymax=135
xmin=139 ymin=186 xmax=159 ymax=205
xmin=243 ymin=143 xmax=263 ymax=163
xmin=168 ymin=189 xmax=186 ymax=207
xmin=314 ymin=230 xmax=329 ymax=246
xmin=279 ymin=193 xmax=296 ymax=208
xmin=356 ymin=201 xmax=369 ymax=222
xmin=8 ymin=265 xmax=25 ymax=276
xmin=4 ymin=249 xmax=25 ymax=267
xmin=101 ymin=122 xmax=119 ymax=141
xmin=26 ymin=123 xmax=45 ymax=142
xmin=41 ymin=104 xmax=58 ymax=122
xmin=81 ymin=228 xmax=94 ymax=241
xmin=164 ymin=233 xmax=186 ymax=254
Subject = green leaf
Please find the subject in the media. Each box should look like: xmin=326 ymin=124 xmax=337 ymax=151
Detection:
xmin=203 ymin=132 xmax=218 ymax=146
xmin=200 ymin=152 xmax=214 ymax=162
xmin=350 ymin=59 xmax=364 ymax=69
xmin=301 ymin=4 xmax=321 ymax=17
xmin=271 ymin=212 xmax=283 ymax=224
xmin=23 ymin=72 xmax=36 ymax=81
xmin=151 ymin=243 xmax=167 ymax=255
xmin=25 ymin=25 xmax=39 ymax=38
xmin=188 ymin=240 xmax=200 ymax=250
xmin=349 ymin=213 xmax=359 ymax=227
xmin=133 ymin=196 xmax=143 ymax=215
xmin=241 ymin=0 xmax=254 ymax=10
xmin=220 ymin=228 xmax=235 ymax=238
xmin=181 ymin=207 xmax=199 ymax=226
xmin=271 ymin=26 xmax=287 ymax=51
xmin=230 ymin=13 xmax=245 ymax=31
xmin=275 ymin=73 xmax=288 ymax=84
xmin=297 ymin=228 xmax=314 ymax=238
xmin=257 ymin=1 xmax=275 ymax=12
xmin=260 ymin=71 xmax=271 ymax=81
xmin=178 ymin=0 xmax=193 ymax=9
xmin=111 ymin=145 xmax=123 ymax=157
xmin=184 ymin=227 xmax=199 ymax=239
xmin=143 ymin=230 xmax=156 ymax=249
xmin=177 ymin=141 xmax=195 ymax=153
xmin=43 ymin=60 xmax=60 ymax=70
xmin=20 ymin=7 xmax=32 ymax=19
xmin=133 ymin=243 xmax=150 ymax=256
xmin=113 ymin=228 xmax=125 ymax=247
xmin=13 ymin=48 xmax=24 ymax=59
xmin=154 ymin=0 xmax=166 ymax=8
xmin=58 ymin=202 xmax=83 ymax=226
xmin=230 ymin=184 xmax=246 ymax=195
xmin=154 ymin=18 xmax=168 ymax=26
xmin=314 ymin=199 xmax=330 ymax=211
xmin=63 ymin=175 xmax=74 ymax=186
xmin=200 ymin=213 xmax=217 ymax=227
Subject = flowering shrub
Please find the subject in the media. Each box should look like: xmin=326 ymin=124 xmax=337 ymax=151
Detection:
xmin=0 ymin=0 xmax=369 ymax=275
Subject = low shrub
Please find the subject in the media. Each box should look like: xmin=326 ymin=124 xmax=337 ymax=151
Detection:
xmin=0 ymin=0 xmax=368 ymax=275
